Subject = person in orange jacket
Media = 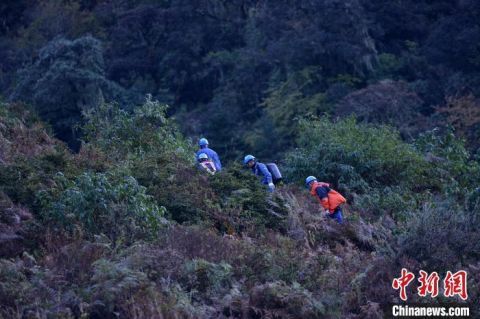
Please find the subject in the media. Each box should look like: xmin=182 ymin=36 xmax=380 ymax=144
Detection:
xmin=305 ymin=176 xmax=346 ymax=223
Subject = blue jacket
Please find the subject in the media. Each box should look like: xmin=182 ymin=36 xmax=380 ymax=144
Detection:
xmin=251 ymin=162 xmax=273 ymax=185
xmin=196 ymin=147 xmax=222 ymax=171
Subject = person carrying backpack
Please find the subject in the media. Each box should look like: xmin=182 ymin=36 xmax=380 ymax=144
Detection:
xmin=305 ymin=176 xmax=346 ymax=224
xmin=243 ymin=155 xmax=282 ymax=192
xmin=196 ymin=138 xmax=222 ymax=171
xmin=197 ymin=153 xmax=217 ymax=175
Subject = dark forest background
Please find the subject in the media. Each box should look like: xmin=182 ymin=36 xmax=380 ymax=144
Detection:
xmin=2 ymin=0 xmax=480 ymax=158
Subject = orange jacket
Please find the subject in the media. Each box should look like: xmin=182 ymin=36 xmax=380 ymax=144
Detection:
xmin=310 ymin=181 xmax=346 ymax=213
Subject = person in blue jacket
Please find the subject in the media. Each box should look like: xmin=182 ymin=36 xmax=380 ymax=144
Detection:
xmin=196 ymin=138 xmax=222 ymax=171
xmin=243 ymin=154 xmax=275 ymax=192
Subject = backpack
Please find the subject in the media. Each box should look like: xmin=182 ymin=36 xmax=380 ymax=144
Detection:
xmin=199 ymin=161 xmax=216 ymax=175
xmin=266 ymin=163 xmax=282 ymax=184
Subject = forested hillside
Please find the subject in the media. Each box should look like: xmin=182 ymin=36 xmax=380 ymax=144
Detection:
xmin=1 ymin=1 xmax=479 ymax=318
xmin=2 ymin=0 xmax=480 ymax=156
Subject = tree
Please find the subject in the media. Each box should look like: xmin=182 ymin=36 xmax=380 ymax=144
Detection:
xmin=435 ymin=94 xmax=480 ymax=150
xmin=335 ymin=80 xmax=426 ymax=138
xmin=10 ymin=36 xmax=126 ymax=150
xmin=0 ymin=0 xmax=33 ymax=35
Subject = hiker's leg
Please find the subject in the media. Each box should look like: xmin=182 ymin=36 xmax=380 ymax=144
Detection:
xmin=332 ymin=208 xmax=343 ymax=224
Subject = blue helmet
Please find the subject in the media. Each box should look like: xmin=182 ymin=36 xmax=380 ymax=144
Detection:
xmin=243 ymin=154 xmax=255 ymax=165
xmin=198 ymin=153 xmax=208 ymax=160
xmin=199 ymin=138 xmax=209 ymax=147
xmin=305 ymin=176 xmax=317 ymax=188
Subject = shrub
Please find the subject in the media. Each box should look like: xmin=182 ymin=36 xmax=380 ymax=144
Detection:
xmin=89 ymin=258 xmax=149 ymax=307
xmin=399 ymin=200 xmax=480 ymax=269
xmin=236 ymin=235 xmax=305 ymax=285
xmin=208 ymin=164 xmax=289 ymax=234
xmin=284 ymin=117 xmax=429 ymax=193
xmin=0 ymin=102 xmax=79 ymax=208
xmin=353 ymin=186 xmax=419 ymax=221
xmin=128 ymin=154 xmax=207 ymax=224
xmin=36 ymin=171 xmax=166 ymax=244
xmin=181 ymin=258 xmax=233 ymax=299
xmin=82 ymin=95 xmax=192 ymax=164
xmin=86 ymin=258 xmax=191 ymax=318
xmin=414 ymin=128 xmax=480 ymax=196
xmin=0 ymin=260 xmax=31 ymax=313
xmin=250 ymin=281 xmax=325 ymax=318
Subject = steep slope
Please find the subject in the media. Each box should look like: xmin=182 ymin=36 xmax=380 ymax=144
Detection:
xmin=0 ymin=100 xmax=478 ymax=318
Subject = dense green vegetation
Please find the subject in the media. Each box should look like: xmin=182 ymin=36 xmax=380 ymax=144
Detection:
xmin=0 ymin=1 xmax=479 ymax=318
xmin=1 ymin=98 xmax=478 ymax=317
